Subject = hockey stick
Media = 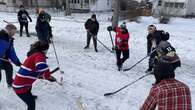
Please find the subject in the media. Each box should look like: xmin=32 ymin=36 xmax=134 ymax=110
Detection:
xmin=108 ymin=31 xmax=115 ymax=47
xmin=104 ymin=73 xmax=151 ymax=96
xmin=0 ymin=58 xmax=10 ymax=63
xmin=123 ymin=55 xmax=149 ymax=71
xmin=51 ymin=39 xmax=64 ymax=85
xmin=50 ymin=67 xmax=60 ymax=74
xmin=123 ymin=49 xmax=157 ymax=72
xmin=88 ymin=32 xmax=113 ymax=53
xmin=3 ymin=20 xmax=18 ymax=24
xmin=51 ymin=40 xmax=65 ymax=74
xmin=96 ymin=38 xmax=113 ymax=53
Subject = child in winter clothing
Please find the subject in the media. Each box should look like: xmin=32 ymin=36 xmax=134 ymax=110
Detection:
xmin=107 ymin=22 xmax=130 ymax=71
xmin=145 ymin=25 xmax=171 ymax=73
xmin=35 ymin=9 xmax=52 ymax=43
xmin=13 ymin=41 xmax=56 ymax=110
xmin=84 ymin=14 xmax=99 ymax=52
xmin=17 ymin=5 xmax=32 ymax=37
xmin=0 ymin=24 xmax=21 ymax=88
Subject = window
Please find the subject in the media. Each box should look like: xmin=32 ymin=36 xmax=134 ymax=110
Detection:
xmin=174 ymin=3 xmax=185 ymax=8
xmin=85 ymin=0 xmax=89 ymax=4
xmin=164 ymin=2 xmax=174 ymax=8
xmin=164 ymin=2 xmax=169 ymax=7
xmin=164 ymin=2 xmax=185 ymax=9
xmin=178 ymin=3 xmax=184 ymax=8
xmin=175 ymin=3 xmax=179 ymax=8
xmin=169 ymin=3 xmax=174 ymax=8
xmin=158 ymin=0 xmax=162 ymax=6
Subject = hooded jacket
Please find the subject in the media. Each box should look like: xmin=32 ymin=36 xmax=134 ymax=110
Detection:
xmin=114 ymin=27 xmax=129 ymax=50
xmin=0 ymin=30 xmax=21 ymax=66
xmin=13 ymin=47 xmax=51 ymax=94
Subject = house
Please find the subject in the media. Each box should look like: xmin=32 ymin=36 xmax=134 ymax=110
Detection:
xmin=0 ymin=0 xmax=113 ymax=12
xmin=152 ymin=0 xmax=195 ymax=17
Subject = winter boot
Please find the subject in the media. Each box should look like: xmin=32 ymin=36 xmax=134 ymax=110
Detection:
xmin=117 ymin=64 xmax=123 ymax=71
xmin=32 ymin=95 xmax=38 ymax=100
xmin=84 ymin=46 xmax=89 ymax=49
xmin=95 ymin=48 xmax=98 ymax=52
xmin=145 ymin=68 xmax=154 ymax=74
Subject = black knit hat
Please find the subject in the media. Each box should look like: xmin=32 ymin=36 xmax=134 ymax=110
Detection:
xmin=20 ymin=5 xmax=24 ymax=8
xmin=91 ymin=14 xmax=96 ymax=19
xmin=154 ymin=61 xmax=175 ymax=84
xmin=30 ymin=41 xmax=49 ymax=51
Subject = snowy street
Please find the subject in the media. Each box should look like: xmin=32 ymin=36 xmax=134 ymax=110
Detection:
xmin=0 ymin=12 xmax=194 ymax=110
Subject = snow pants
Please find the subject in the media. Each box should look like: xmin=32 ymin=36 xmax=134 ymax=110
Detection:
xmin=86 ymin=32 xmax=97 ymax=50
xmin=0 ymin=61 xmax=13 ymax=87
xmin=17 ymin=89 xmax=36 ymax=110
xmin=20 ymin=22 xmax=30 ymax=37
xmin=116 ymin=49 xmax=129 ymax=67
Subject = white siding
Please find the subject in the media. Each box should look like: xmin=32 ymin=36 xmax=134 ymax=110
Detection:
xmin=187 ymin=0 xmax=195 ymax=15
xmin=90 ymin=0 xmax=112 ymax=12
xmin=37 ymin=0 xmax=51 ymax=7
xmin=152 ymin=0 xmax=188 ymax=16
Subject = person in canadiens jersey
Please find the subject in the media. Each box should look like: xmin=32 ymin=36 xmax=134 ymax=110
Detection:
xmin=12 ymin=41 xmax=57 ymax=110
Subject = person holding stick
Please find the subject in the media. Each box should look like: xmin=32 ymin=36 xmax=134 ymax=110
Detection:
xmin=12 ymin=41 xmax=57 ymax=110
xmin=0 ymin=24 xmax=21 ymax=88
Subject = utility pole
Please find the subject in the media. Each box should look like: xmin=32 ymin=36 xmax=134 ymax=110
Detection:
xmin=65 ymin=0 xmax=71 ymax=15
xmin=112 ymin=0 xmax=119 ymax=27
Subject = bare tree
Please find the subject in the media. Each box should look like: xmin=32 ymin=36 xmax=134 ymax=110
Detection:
xmin=112 ymin=0 xmax=119 ymax=27
xmin=34 ymin=0 xmax=38 ymax=8
xmin=65 ymin=0 xmax=71 ymax=15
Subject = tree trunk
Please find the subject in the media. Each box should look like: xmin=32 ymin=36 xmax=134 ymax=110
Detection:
xmin=112 ymin=0 xmax=119 ymax=27
xmin=34 ymin=0 xmax=38 ymax=8
xmin=65 ymin=0 xmax=71 ymax=15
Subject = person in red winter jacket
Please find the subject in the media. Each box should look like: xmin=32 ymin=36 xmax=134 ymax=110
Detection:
xmin=12 ymin=41 xmax=57 ymax=110
xmin=107 ymin=22 xmax=130 ymax=71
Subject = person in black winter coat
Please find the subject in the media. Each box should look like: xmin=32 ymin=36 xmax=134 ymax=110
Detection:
xmin=35 ymin=9 xmax=52 ymax=44
xmin=17 ymin=5 xmax=32 ymax=37
xmin=0 ymin=24 xmax=21 ymax=88
xmin=146 ymin=25 xmax=170 ymax=73
xmin=84 ymin=14 xmax=99 ymax=52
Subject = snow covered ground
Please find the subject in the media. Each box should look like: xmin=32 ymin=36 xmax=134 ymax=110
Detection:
xmin=0 ymin=12 xmax=194 ymax=110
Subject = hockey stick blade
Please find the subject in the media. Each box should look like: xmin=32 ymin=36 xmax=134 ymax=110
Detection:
xmin=104 ymin=92 xmax=116 ymax=96
xmin=104 ymin=74 xmax=151 ymax=97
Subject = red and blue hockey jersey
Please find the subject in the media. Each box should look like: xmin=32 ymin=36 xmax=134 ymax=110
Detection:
xmin=13 ymin=52 xmax=51 ymax=94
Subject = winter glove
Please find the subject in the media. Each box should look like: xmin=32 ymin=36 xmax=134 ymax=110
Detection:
xmin=112 ymin=46 xmax=117 ymax=50
xmin=107 ymin=26 xmax=113 ymax=31
xmin=47 ymin=76 xmax=57 ymax=82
